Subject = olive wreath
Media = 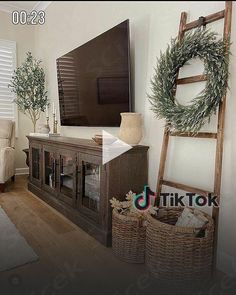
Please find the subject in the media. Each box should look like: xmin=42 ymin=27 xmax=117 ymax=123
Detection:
xmin=149 ymin=29 xmax=230 ymax=133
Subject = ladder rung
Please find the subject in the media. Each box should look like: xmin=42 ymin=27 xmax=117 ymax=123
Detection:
xmin=161 ymin=179 xmax=212 ymax=197
xmin=184 ymin=10 xmax=225 ymax=32
xmin=170 ymin=132 xmax=217 ymax=139
xmin=176 ymin=74 xmax=207 ymax=85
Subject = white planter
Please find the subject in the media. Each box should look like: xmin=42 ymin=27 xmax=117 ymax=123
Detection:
xmin=38 ymin=124 xmax=50 ymax=134
xmin=118 ymin=113 xmax=143 ymax=145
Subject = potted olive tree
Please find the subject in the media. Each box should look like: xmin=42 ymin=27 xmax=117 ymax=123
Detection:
xmin=9 ymin=52 xmax=49 ymax=132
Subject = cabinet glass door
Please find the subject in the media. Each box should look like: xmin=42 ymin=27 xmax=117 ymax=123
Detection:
xmin=60 ymin=155 xmax=74 ymax=195
xmin=58 ymin=151 xmax=76 ymax=206
xmin=30 ymin=143 xmax=41 ymax=186
xmin=78 ymin=153 xmax=102 ymax=221
xmin=44 ymin=150 xmax=56 ymax=189
xmin=82 ymin=162 xmax=100 ymax=212
xmin=32 ymin=147 xmax=40 ymax=180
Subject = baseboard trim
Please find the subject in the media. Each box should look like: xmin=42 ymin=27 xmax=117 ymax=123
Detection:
xmin=15 ymin=167 xmax=29 ymax=175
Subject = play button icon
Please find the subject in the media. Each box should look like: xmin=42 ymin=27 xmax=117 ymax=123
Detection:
xmin=102 ymin=130 xmax=133 ymax=165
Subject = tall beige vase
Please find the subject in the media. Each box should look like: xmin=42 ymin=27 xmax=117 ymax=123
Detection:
xmin=118 ymin=113 xmax=143 ymax=145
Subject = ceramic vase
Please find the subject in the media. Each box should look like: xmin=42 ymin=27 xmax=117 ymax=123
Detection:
xmin=118 ymin=113 xmax=143 ymax=145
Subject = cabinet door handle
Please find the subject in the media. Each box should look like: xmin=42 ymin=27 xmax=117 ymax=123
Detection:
xmin=76 ymin=166 xmax=82 ymax=195
xmin=53 ymin=159 xmax=57 ymax=188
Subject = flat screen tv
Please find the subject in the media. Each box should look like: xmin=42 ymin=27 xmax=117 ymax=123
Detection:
xmin=56 ymin=20 xmax=131 ymax=127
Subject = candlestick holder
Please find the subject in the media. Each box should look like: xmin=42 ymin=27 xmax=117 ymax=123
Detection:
xmin=50 ymin=113 xmax=60 ymax=137
xmin=53 ymin=113 xmax=57 ymax=133
xmin=46 ymin=116 xmax=49 ymax=128
xmin=54 ymin=119 xmax=58 ymax=134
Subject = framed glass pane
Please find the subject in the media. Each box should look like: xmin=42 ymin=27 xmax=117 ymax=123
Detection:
xmin=44 ymin=151 xmax=55 ymax=188
xmin=82 ymin=162 xmax=100 ymax=212
xmin=60 ymin=155 xmax=74 ymax=195
xmin=32 ymin=148 xmax=40 ymax=180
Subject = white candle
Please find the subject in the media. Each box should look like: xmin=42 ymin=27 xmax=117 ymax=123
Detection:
xmin=46 ymin=105 xmax=49 ymax=117
xmin=52 ymin=103 xmax=55 ymax=115
xmin=55 ymin=109 xmax=57 ymax=121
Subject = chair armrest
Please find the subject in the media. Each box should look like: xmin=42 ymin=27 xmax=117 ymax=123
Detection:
xmin=0 ymin=147 xmax=15 ymax=183
xmin=0 ymin=147 xmax=15 ymax=157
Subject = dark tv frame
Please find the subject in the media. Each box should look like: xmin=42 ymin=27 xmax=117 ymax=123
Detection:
xmin=57 ymin=19 xmax=132 ymax=127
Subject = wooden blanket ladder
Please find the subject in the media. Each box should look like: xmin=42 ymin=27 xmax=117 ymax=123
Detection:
xmin=156 ymin=1 xmax=232 ymax=271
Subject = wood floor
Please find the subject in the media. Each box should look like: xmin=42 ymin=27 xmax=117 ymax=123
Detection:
xmin=0 ymin=176 xmax=152 ymax=295
xmin=0 ymin=176 xmax=228 ymax=295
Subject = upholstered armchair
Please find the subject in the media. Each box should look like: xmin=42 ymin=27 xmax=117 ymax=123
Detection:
xmin=0 ymin=119 xmax=15 ymax=193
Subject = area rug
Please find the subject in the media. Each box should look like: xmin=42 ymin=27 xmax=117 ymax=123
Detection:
xmin=0 ymin=207 xmax=38 ymax=271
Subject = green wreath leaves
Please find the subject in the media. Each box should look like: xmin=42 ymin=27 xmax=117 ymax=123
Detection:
xmin=149 ymin=29 xmax=230 ymax=133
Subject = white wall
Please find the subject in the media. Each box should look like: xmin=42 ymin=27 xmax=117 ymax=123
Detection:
xmin=24 ymin=1 xmax=236 ymax=275
xmin=0 ymin=10 xmax=35 ymax=171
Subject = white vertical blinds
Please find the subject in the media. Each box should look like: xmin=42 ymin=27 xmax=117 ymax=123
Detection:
xmin=57 ymin=54 xmax=79 ymax=119
xmin=0 ymin=39 xmax=16 ymax=120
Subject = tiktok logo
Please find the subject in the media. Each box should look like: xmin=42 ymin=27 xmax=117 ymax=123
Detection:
xmin=133 ymin=185 xmax=219 ymax=211
xmin=133 ymin=185 xmax=156 ymax=211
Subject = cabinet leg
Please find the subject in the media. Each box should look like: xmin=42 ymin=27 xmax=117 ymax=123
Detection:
xmin=0 ymin=183 xmax=5 ymax=193
xmin=11 ymin=175 xmax=15 ymax=182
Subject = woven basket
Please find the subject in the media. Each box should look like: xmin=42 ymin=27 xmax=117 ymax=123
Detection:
xmin=146 ymin=207 xmax=214 ymax=283
xmin=112 ymin=209 xmax=146 ymax=263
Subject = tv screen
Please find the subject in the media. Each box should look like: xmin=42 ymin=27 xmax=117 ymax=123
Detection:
xmin=56 ymin=20 xmax=131 ymax=127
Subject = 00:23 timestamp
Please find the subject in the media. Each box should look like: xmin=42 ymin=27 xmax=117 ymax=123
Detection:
xmin=12 ymin=10 xmax=45 ymax=25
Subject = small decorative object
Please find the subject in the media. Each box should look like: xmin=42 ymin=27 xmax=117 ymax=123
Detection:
xmin=110 ymin=191 xmax=157 ymax=264
xmin=149 ymin=29 xmax=230 ymax=133
xmin=92 ymin=133 xmax=117 ymax=146
xmin=92 ymin=134 xmax=103 ymax=145
xmin=8 ymin=52 xmax=49 ymax=133
xmin=146 ymin=207 xmax=214 ymax=283
xmin=118 ymin=113 xmax=143 ymax=145
xmin=176 ymin=207 xmax=209 ymax=235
